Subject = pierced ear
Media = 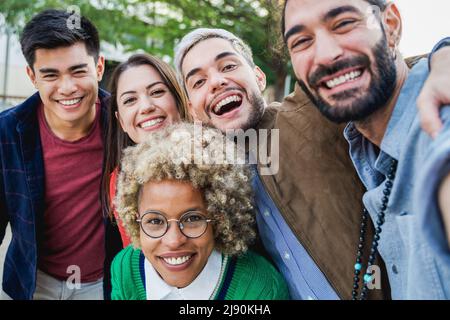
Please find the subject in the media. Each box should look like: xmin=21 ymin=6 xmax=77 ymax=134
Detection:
xmin=382 ymin=3 xmax=402 ymax=48
xmin=254 ymin=66 xmax=267 ymax=91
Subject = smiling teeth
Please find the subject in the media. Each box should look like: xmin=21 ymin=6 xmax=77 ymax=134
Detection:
xmin=59 ymin=98 xmax=82 ymax=106
xmin=326 ymin=71 xmax=362 ymax=89
xmin=141 ymin=118 xmax=164 ymax=128
xmin=213 ymin=95 xmax=242 ymax=113
xmin=163 ymin=255 xmax=192 ymax=266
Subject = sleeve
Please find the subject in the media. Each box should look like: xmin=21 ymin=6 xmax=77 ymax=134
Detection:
xmin=428 ymin=37 xmax=450 ymax=69
xmin=249 ymin=252 xmax=291 ymax=300
xmin=0 ymin=149 xmax=9 ymax=246
xmin=414 ymin=107 xmax=450 ymax=256
xmin=110 ymin=252 xmax=125 ymax=300
xmin=405 ymin=54 xmax=428 ymax=69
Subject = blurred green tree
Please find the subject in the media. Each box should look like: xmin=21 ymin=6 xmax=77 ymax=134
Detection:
xmin=0 ymin=0 xmax=291 ymax=101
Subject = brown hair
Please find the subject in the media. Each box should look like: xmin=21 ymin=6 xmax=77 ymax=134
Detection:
xmin=101 ymin=53 xmax=190 ymax=219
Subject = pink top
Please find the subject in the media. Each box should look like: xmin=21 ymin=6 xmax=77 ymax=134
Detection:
xmin=110 ymin=168 xmax=131 ymax=248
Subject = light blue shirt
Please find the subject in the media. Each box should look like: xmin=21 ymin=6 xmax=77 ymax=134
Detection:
xmin=343 ymin=59 xmax=450 ymax=299
xmin=252 ymin=167 xmax=339 ymax=300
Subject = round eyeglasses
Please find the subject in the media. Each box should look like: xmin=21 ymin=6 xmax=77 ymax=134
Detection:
xmin=136 ymin=210 xmax=214 ymax=239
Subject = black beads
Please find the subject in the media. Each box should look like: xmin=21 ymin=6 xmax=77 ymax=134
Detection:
xmin=351 ymin=159 xmax=398 ymax=300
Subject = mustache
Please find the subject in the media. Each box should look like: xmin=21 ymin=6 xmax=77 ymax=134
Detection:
xmin=308 ymin=55 xmax=370 ymax=88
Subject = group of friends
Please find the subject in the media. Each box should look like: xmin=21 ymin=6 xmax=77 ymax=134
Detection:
xmin=1 ymin=0 xmax=450 ymax=300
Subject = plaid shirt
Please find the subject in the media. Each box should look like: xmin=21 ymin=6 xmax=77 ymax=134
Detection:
xmin=0 ymin=89 xmax=122 ymax=300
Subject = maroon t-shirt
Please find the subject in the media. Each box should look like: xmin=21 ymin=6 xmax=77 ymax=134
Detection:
xmin=37 ymin=102 xmax=105 ymax=282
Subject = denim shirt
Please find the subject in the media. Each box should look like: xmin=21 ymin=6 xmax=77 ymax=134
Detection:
xmin=252 ymin=166 xmax=339 ymax=300
xmin=343 ymin=59 xmax=450 ymax=299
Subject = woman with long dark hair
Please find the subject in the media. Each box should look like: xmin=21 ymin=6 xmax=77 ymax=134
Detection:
xmin=101 ymin=54 xmax=190 ymax=247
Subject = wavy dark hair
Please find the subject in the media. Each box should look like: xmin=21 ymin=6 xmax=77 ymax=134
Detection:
xmin=101 ymin=53 xmax=190 ymax=219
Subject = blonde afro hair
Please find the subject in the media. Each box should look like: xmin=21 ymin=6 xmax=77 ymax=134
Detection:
xmin=114 ymin=122 xmax=256 ymax=255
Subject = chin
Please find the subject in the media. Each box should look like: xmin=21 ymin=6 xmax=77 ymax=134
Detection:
xmin=166 ymin=275 xmax=194 ymax=288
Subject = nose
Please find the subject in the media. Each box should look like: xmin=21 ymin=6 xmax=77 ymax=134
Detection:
xmin=209 ymin=70 xmax=228 ymax=94
xmin=57 ymin=75 xmax=77 ymax=96
xmin=138 ymin=95 xmax=156 ymax=114
xmin=161 ymin=222 xmax=187 ymax=249
xmin=313 ymin=31 xmax=344 ymax=66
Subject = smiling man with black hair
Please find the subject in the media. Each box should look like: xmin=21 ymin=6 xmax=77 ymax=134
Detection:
xmin=283 ymin=0 xmax=450 ymax=299
xmin=0 ymin=9 xmax=122 ymax=300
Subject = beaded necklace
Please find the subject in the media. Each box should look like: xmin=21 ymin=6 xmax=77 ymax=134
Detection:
xmin=351 ymin=159 xmax=398 ymax=300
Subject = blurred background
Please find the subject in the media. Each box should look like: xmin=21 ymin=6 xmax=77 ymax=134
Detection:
xmin=0 ymin=0 xmax=449 ymax=112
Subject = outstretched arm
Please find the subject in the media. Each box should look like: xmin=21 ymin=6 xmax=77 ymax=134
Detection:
xmin=417 ymin=38 xmax=450 ymax=138
xmin=439 ymin=172 xmax=450 ymax=247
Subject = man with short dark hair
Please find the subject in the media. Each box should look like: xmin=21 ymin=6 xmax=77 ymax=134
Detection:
xmin=0 ymin=9 xmax=122 ymax=300
xmin=282 ymin=0 xmax=450 ymax=299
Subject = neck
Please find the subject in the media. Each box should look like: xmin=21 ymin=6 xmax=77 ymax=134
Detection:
xmin=355 ymin=60 xmax=409 ymax=147
xmin=44 ymin=104 xmax=97 ymax=142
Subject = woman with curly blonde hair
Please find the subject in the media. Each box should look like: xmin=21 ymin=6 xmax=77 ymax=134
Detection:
xmin=111 ymin=123 xmax=289 ymax=300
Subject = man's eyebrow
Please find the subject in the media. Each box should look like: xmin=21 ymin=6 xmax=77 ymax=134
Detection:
xmin=185 ymin=67 xmax=201 ymax=83
xmin=38 ymin=67 xmax=59 ymax=74
xmin=185 ymin=52 xmax=239 ymax=84
xmin=284 ymin=6 xmax=360 ymax=43
xmin=284 ymin=24 xmax=306 ymax=44
xmin=215 ymin=51 xmax=238 ymax=61
xmin=38 ymin=63 xmax=88 ymax=74
xmin=323 ymin=5 xmax=361 ymax=22
xmin=68 ymin=63 xmax=88 ymax=72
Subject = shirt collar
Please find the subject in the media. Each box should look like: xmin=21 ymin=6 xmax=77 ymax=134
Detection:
xmin=345 ymin=59 xmax=428 ymax=162
xmin=380 ymin=59 xmax=429 ymax=160
xmin=145 ymin=250 xmax=223 ymax=300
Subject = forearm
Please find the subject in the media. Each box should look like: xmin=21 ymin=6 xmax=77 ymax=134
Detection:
xmin=0 ymin=155 xmax=8 ymax=244
xmin=439 ymin=172 xmax=450 ymax=247
xmin=431 ymin=46 xmax=450 ymax=73
xmin=429 ymin=37 xmax=450 ymax=69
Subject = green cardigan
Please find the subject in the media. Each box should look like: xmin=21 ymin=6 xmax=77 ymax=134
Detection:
xmin=111 ymin=246 xmax=290 ymax=300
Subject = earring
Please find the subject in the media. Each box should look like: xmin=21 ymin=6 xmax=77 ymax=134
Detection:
xmin=392 ymin=43 xmax=397 ymax=60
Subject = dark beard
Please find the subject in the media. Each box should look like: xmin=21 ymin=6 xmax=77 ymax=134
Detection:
xmin=297 ymin=34 xmax=397 ymax=124
xmin=240 ymin=91 xmax=266 ymax=131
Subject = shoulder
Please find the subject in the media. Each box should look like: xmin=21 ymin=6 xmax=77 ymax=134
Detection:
xmin=228 ymin=251 xmax=290 ymax=300
xmin=111 ymin=245 xmax=141 ymax=276
xmin=257 ymin=104 xmax=279 ymax=130
xmin=276 ymin=85 xmax=346 ymax=135
xmin=0 ymin=105 xmax=19 ymax=126
xmin=0 ymin=94 xmax=41 ymax=128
